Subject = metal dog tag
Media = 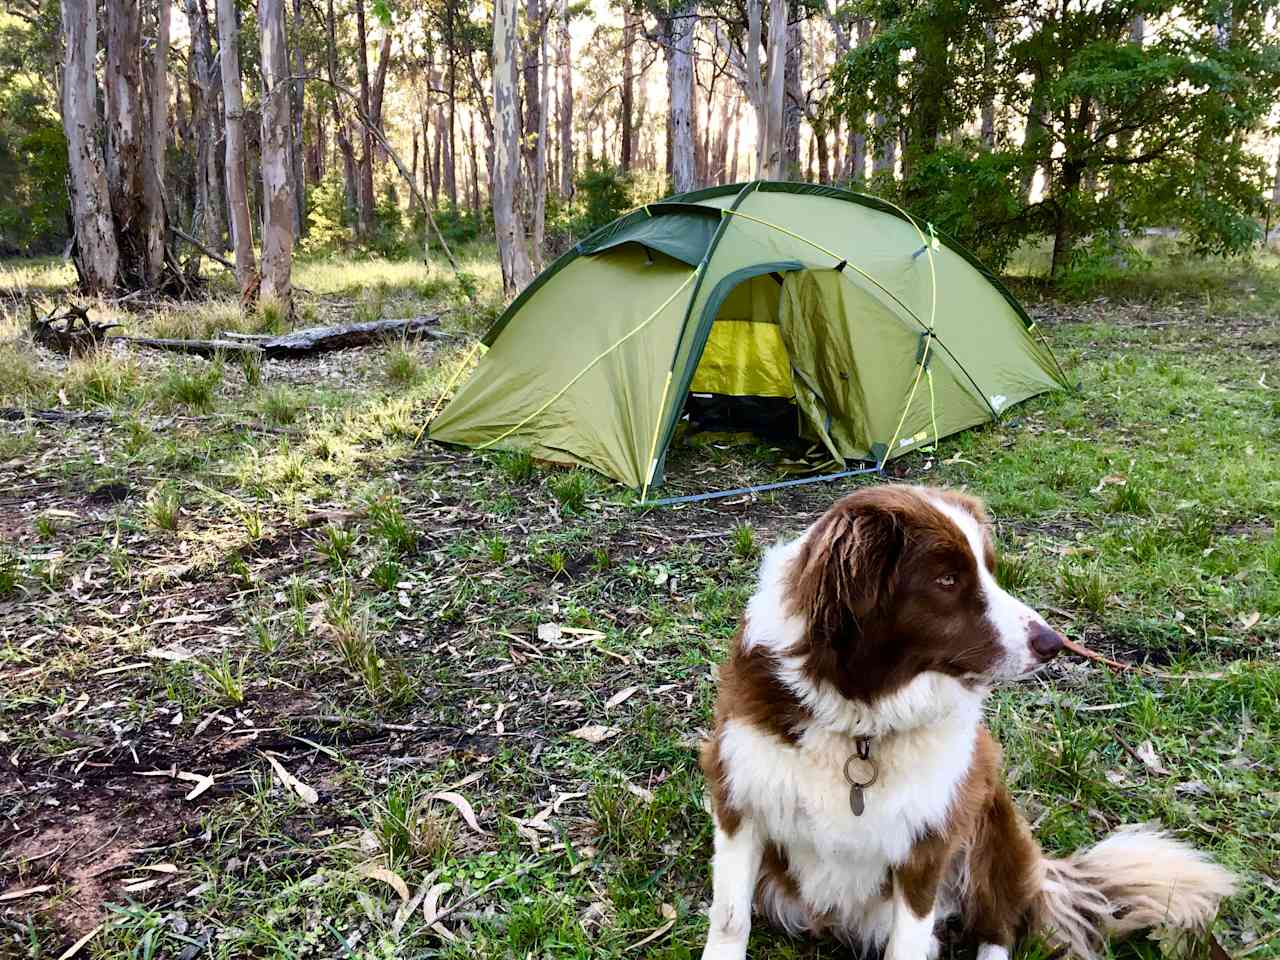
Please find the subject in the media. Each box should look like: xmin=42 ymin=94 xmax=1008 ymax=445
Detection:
xmin=844 ymin=737 xmax=876 ymax=818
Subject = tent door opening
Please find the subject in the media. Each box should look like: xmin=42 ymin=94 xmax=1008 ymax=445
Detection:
xmin=683 ymin=270 xmax=807 ymax=447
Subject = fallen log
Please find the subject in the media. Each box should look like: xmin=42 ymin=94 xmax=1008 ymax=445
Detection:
xmin=114 ymin=314 xmax=451 ymax=360
xmin=109 ymin=336 xmax=260 ymax=358
xmin=253 ymin=315 xmax=450 ymax=357
xmin=0 ymin=407 xmax=112 ymax=423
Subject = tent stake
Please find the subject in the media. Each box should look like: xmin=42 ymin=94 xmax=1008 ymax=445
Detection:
xmin=639 ymin=465 xmax=884 ymax=508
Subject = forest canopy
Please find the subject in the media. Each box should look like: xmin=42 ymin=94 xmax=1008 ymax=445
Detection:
xmin=1 ymin=0 xmax=1278 ymax=291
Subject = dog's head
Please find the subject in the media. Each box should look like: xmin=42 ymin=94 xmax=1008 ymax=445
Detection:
xmin=785 ymin=485 xmax=1063 ymax=703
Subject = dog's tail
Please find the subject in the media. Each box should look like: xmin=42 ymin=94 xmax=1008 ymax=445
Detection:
xmin=1032 ymin=824 xmax=1235 ymax=960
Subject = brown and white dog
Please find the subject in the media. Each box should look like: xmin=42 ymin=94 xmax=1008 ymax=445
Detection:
xmin=700 ymin=485 xmax=1233 ymax=960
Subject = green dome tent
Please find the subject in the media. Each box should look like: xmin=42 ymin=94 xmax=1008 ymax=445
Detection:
xmin=429 ymin=181 xmax=1069 ymax=498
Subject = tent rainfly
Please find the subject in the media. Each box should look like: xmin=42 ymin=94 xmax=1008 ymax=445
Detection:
xmin=429 ymin=181 xmax=1070 ymax=498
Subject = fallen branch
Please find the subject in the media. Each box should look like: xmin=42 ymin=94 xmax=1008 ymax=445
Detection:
xmin=253 ymin=315 xmax=451 ymax=356
xmin=109 ymin=336 xmax=259 ymax=358
xmin=0 ymin=407 xmax=111 ymax=424
xmin=169 ymin=225 xmax=236 ymax=273
xmin=1062 ymin=637 xmax=1133 ymax=671
xmin=1063 ymin=636 xmax=1226 ymax=681
xmin=114 ymin=315 xmax=451 ymax=360
xmin=287 ymin=74 xmax=459 ymax=272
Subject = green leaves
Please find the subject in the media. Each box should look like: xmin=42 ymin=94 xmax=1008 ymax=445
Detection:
xmin=830 ymin=0 xmax=1278 ymax=279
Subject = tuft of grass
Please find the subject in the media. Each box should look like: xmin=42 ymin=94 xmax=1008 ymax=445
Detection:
xmin=384 ymin=340 xmax=423 ymax=384
xmin=259 ymin=386 xmax=303 ymax=425
xmin=375 ymin=781 xmax=456 ymax=868
xmin=318 ymin=524 xmax=356 ymax=570
xmin=370 ymin=553 xmax=402 ymax=592
xmin=0 ymin=344 xmax=53 ymax=405
xmin=351 ymin=292 xmax=384 ymax=325
xmin=1105 ymin=482 xmax=1151 ymax=515
xmin=483 ymin=534 xmax=508 ymax=564
xmin=255 ymin=300 xmax=287 ymax=334
xmin=145 ymin=483 xmax=182 ymax=531
xmin=549 ymin=469 xmax=595 ymax=514
xmin=238 ymin=349 xmax=263 ymax=387
xmin=0 ymin=546 xmax=17 ymax=596
xmin=731 ymin=522 xmax=758 ymax=561
xmin=202 ymin=650 xmax=247 ymax=705
xmin=368 ymin=497 xmax=418 ymax=556
xmin=1060 ymin=561 xmax=1111 ymax=614
xmin=328 ymin=601 xmax=415 ymax=708
xmin=591 ymin=546 xmax=610 ymax=573
xmin=494 ymin=449 xmax=534 ymax=483
xmin=157 ymin=360 xmax=223 ymax=412
xmin=63 ymin=351 xmax=141 ymax=408
xmin=995 ymin=551 xmax=1036 ymax=592
xmin=545 ymin=549 xmax=567 ymax=578
xmin=34 ymin=514 xmax=56 ymax=541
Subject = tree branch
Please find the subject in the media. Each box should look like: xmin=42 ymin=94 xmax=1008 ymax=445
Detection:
xmin=288 ymin=74 xmax=459 ymax=271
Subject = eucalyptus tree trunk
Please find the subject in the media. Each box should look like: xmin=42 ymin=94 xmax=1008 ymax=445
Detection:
xmin=354 ymin=0 xmax=375 ymax=236
xmin=444 ymin=3 xmax=459 ymax=206
xmin=217 ymin=0 xmax=258 ymax=294
xmin=104 ymin=0 xmax=155 ymax=287
xmin=532 ymin=8 xmax=550 ymax=270
xmin=186 ymin=0 xmax=224 ymax=249
xmin=469 ymin=110 xmax=481 ymax=213
xmin=290 ymin=0 xmax=306 ymax=236
xmin=143 ymin=0 xmax=171 ymax=283
xmin=763 ymin=0 xmax=786 ymax=178
xmin=522 ymin=0 xmax=547 ymax=258
xmin=325 ymin=0 xmax=358 ymax=225
xmin=259 ymin=0 xmax=295 ymax=315
xmin=848 ymin=18 xmax=869 ymax=180
xmin=493 ymin=0 xmax=534 ymax=294
xmin=621 ymin=8 xmax=635 ymax=172
xmin=746 ymin=0 xmax=765 ymax=176
xmin=783 ymin=0 xmax=801 ymax=176
xmin=558 ymin=0 xmax=574 ymax=198
xmin=668 ymin=1 xmax=698 ymax=192
xmin=60 ymin=0 xmax=119 ymax=292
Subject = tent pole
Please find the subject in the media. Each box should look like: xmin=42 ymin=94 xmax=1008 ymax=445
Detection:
xmin=639 ymin=464 xmax=884 ymax=508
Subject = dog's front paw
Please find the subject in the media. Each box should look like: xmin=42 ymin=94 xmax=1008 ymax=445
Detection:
xmin=884 ymin=932 xmax=939 ymax=960
xmin=701 ymin=938 xmax=749 ymax=960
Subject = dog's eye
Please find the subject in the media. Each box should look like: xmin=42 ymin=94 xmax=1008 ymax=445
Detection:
xmin=935 ymin=574 xmax=957 ymax=589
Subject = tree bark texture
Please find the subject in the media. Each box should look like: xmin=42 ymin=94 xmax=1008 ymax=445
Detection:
xmin=217 ymin=0 xmax=258 ymax=293
xmin=60 ymin=0 xmax=120 ymax=293
xmin=669 ymin=1 xmax=698 ymax=192
xmin=143 ymin=0 xmax=171 ymax=284
xmin=763 ymin=0 xmax=786 ymax=178
xmin=259 ymin=0 xmax=295 ymax=314
xmin=493 ymin=0 xmax=534 ymax=294
xmin=557 ymin=0 xmax=573 ymax=197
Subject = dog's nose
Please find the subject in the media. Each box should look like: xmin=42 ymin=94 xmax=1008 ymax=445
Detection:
xmin=1029 ymin=622 xmax=1065 ymax=660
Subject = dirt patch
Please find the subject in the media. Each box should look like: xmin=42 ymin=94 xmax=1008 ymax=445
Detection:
xmin=1 ymin=779 xmax=194 ymax=937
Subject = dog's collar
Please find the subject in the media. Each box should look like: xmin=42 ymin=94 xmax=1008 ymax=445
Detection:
xmin=843 ymin=735 xmax=877 ymax=816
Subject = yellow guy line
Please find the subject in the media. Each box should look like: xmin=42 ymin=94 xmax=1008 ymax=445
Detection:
xmin=640 ymin=370 xmax=674 ymax=502
xmin=415 ymin=339 xmax=484 ymax=444
xmin=474 ymin=270 xmax=699 ymax=452
xmin=881 ymin=332 xmax=933 ymax=468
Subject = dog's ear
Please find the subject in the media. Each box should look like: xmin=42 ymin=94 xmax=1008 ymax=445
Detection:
xmin=787 ymin=495 xmax=903 ymax=653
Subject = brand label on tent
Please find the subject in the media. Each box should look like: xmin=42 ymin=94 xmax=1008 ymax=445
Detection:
xmin=990 ymin=394 xmax=1008 ymax=411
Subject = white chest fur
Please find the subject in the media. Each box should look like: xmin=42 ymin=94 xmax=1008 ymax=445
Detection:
xmin=717 ymin=674 xmax=982 ymax=943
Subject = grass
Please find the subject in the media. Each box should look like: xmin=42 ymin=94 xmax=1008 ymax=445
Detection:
xmin=156 ymin=359 xmax=223 ymax=412
xmin=0 ymin=250 xmax=1276 ymax=960
xmin=384 ymin=339 xmax=424 ymax=384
